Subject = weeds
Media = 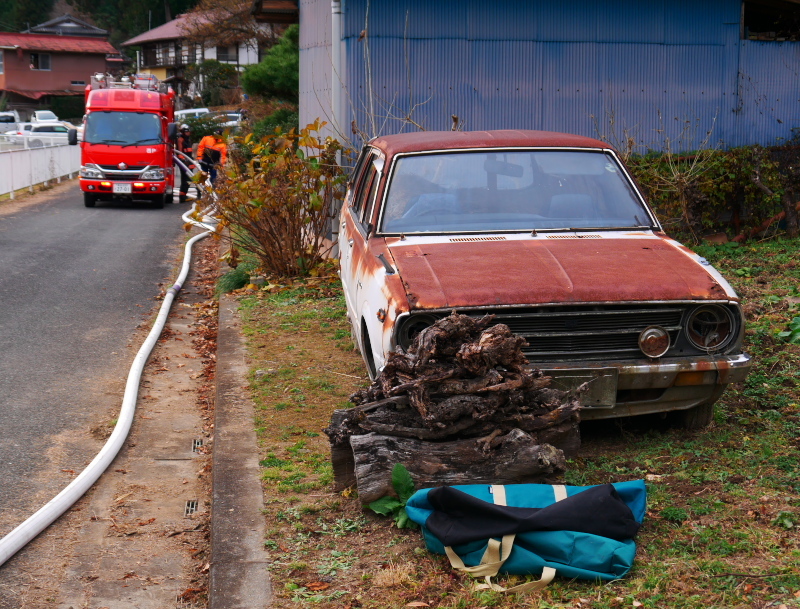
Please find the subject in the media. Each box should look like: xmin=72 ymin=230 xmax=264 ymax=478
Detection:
xmin=240 ymin=237 xmax=800 ymax=608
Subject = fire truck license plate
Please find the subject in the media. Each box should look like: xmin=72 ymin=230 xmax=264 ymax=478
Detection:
xmin=113 ymin=183 xmax=132 ymax=194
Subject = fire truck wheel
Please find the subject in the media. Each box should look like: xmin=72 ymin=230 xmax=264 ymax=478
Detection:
xmin=150 ymin=194 xmax=166 ymax=209
xmin=83 ymin=193 xmax=97 ymax=208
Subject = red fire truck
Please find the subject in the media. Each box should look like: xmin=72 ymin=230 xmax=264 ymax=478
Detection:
xmin=69 ymin=73 xmax=177 ymax=208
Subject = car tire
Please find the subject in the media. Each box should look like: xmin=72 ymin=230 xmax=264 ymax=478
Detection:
xmin=151 ymin=194 xmax=166 ymax=209
xmin=83 ymin=193 xmax=97 ymax=208
xmin=30 ymin=139 xmax=43 ymax=148
xmin=676 ymin=402 xmax=714 ymax=430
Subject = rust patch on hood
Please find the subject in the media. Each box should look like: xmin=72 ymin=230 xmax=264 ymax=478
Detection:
xmin=389 ymin=236 xmax=729 ymax=310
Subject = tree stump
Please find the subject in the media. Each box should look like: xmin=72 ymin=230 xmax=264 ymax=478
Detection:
xmin=324 ymin=312 xmax=582 ymax=502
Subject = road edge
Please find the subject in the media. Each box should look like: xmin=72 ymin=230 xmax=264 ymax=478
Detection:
xmin=210 ymin=295 xmax=272 ymax=608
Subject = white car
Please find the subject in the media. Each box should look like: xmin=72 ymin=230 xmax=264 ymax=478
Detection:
xmin=3 ymin=122 xmax=33 ymax=144
xmin=30 ymin=110 xmax=60 ymax=123
xmin=175 ymin=108 xmax=210 ymax=121
xmin=4 ymin=122 xmax=75 ymax=146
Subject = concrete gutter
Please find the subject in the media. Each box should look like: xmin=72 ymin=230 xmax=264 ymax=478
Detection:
xmin=210 ymin=295 xmax=272 ymax=608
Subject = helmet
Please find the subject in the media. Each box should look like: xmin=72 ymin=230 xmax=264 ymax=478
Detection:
xmin=180 ymin=124 xmax=189 ymax=130
xmin=214 ymin=128 xmax=223 ymax=135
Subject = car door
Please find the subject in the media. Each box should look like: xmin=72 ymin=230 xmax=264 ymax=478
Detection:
xmin=339 ymin=147 xmax=383 ymax=370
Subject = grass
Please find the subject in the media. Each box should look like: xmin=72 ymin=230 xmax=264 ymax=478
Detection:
xmin=232 ymin=238 xmax=800 ymax=608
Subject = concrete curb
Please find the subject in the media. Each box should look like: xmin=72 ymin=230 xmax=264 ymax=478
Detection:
xmin=210 ymin=295 xmax=272 ymax=608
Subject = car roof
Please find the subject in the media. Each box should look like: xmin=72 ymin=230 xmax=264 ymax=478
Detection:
xmin=368 ymin=129 xmax=611 ymax=156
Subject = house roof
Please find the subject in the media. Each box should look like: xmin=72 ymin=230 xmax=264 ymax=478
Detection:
xmin=0 ymin=32 xmax=116 ymax=54
xmin=251 ymin=0 xmax=298 ymax=23
xmin=121 ymin=13 xmax=197 ymax=46
xmin=22 ymin=15 xmax=108 ymax=38
xmin=4 ymin=89 xmax=84 ymax=100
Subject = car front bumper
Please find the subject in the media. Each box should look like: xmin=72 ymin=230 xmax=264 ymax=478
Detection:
xmin=538 ymin=353 xmax=753 ymax=420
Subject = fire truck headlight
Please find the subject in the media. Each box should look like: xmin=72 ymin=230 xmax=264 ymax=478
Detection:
xmin=80 ymin=165 xmax=104 ymax=179
xmin=140 ymin=167 xmax=165 ymax=180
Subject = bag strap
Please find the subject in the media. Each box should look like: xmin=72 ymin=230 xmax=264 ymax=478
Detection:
xmin=442 ymin=484 xmax=559 ymax=593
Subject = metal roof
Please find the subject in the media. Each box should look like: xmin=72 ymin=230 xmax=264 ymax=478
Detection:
xmin=0 ymin=32 xmax=116 ymax=54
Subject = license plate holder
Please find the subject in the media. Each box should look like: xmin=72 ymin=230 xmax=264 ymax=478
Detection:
xmin=113 ymin=183 xmax=132 ymax=194
xmin=542 ymin=368 xmax=618 ymax=408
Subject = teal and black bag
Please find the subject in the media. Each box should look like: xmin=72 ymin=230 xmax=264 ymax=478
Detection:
xmin=405 ymin=480 xmax=647 ymax=593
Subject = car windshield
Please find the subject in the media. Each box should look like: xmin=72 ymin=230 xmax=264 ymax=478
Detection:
xmin=84 ymin=111 xmax=162 ymax=146
xmin=380 ymin=150 xmax=655 ymax=234
xmin=36 ymin=111 xmax=58 ymax=121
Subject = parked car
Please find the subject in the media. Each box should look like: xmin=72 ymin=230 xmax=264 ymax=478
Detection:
xmin=3 ymin=122 xmax=33 ymax=143
xmin=30 ymin=110 xmax=60 ymax=123
xmin=338 ymin=130 xmax=753 ymax=428
xmin=4 ymin=122 xmax=75 ymax=146
xmin=175 ymin=108 xmax=210 ymax=121
xmin=0 ymin=110 xmax=22 ymax=132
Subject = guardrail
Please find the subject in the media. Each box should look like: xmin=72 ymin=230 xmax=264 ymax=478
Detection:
xmin=0 ymin=142 xmax=81 ymax=199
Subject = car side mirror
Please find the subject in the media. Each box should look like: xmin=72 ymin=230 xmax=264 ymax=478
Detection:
xmin=168 ymin=122 xmax=178 ymax=142
xmin=68 ymin=129 xmax=78 ymax=146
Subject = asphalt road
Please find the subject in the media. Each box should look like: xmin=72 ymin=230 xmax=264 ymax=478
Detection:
xmin=0 ymin=182 xmax=188 ymax=530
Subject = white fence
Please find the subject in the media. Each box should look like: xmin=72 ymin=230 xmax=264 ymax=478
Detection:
xmin=0 ymin=143 xmax=81 ymax=199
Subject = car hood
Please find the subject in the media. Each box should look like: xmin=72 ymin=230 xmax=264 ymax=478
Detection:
xmin=387 ymin=234 xmax=732 ymax=310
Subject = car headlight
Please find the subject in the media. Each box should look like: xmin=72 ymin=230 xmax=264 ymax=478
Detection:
xmin=395 ymin=313 xmax=441 ymax=351
xmin=80 ymin=165 xmax=104 ymax=179
xmin=685 ymin=305 xmax=735 ymax=352
xmin=140 ymin=167 xmax=165 ymax=180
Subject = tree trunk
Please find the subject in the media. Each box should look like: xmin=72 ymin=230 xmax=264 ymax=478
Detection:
xmin=350 ymin=429 xmax=567 ymax=504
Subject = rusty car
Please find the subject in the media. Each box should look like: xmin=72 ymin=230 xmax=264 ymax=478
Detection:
xmin=338 ymin=130 xmax=752 ymax=428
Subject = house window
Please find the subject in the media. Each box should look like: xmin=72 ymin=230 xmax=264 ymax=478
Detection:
xmin=30 ymin=53 xmax=51 ymax=70
xmin=71 ymin=80 xmax=86 ymax=85
xmin=216 ymin=45 xmax=238 ymax=62
xmin=0 ymin=51 xmax=4 ymax=74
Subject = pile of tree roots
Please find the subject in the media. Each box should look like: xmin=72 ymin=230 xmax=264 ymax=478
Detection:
xmin=324 ymin=312 xmax=581 ymax=503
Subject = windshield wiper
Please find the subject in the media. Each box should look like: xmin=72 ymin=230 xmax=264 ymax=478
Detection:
xmin=121 ymin=138 xmax=161 ymax=148
xmin=92 ymin=139 xmax=126 ymax=144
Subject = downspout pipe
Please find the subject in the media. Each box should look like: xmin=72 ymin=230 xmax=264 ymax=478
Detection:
xmin=331 ymin=0 xmax=344 ymax=137
xmin=0 ymin=197 xmax=216 ymax=567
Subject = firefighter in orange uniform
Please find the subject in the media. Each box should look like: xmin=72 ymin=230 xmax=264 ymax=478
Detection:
xmin=196 ymin=128 xmax=228 ymax=185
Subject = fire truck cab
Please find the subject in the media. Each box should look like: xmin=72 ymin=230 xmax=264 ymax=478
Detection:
xmin=70 ymin=73 xmax=177 ymax=208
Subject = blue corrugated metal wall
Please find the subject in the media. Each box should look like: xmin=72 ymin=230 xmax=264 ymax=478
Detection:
xmin=299 ymin=0 xmax=800 ymax=151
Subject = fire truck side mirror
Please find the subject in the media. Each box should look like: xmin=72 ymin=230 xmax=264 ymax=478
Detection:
xmin=168 ymin=122 xmax=178 ymax=142
xmin=68 ymin=129 xmax=78 ymax=146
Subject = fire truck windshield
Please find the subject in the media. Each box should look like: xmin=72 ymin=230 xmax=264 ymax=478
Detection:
xmin=85 ymin=111 xmax=162 ymax=146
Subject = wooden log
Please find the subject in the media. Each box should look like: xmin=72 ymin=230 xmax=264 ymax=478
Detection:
xmin=350 ymin=429 xmax=567 ymax=504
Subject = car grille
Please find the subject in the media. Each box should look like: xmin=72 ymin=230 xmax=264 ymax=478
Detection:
xmin=98 ymin=165 xmax=146 ymax=181
xmin=464 ymin=305 xmax=686 ymax=361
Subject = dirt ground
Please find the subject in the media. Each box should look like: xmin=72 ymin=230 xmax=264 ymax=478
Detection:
xmin=0 ymin=185 xmax=218 ymax=609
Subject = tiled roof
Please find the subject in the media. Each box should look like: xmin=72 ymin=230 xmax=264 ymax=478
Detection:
xmin=0 ymin=33 xmax=116 ymax=54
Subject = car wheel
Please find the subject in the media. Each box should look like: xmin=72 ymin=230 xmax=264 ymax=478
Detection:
xmin=151 ymin=194 xmax=166 ymax=209
xmin=676 ymin=402 xmax=714 ymax=430
xmin=30 ymin=139 xmax=43 ymax=148
xmin=360 ymin=320 xmax=378 ymax=380
xmin=83 ymin=193 xmax=97 ymax=208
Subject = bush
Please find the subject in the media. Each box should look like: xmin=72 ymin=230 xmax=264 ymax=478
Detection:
xmin=627 ymin=143 xmax=800 ymax=242
xmin=252 ymin=107 xmax=299 ymax=139
xmin=209 ymin=119 xmax=347 ymax=278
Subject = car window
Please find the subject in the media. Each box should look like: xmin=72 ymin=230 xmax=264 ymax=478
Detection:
xmin=349 ymin=149 xmax=380 ymax=225
xmin=380 ymin=150 xmax=653 ymax=234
